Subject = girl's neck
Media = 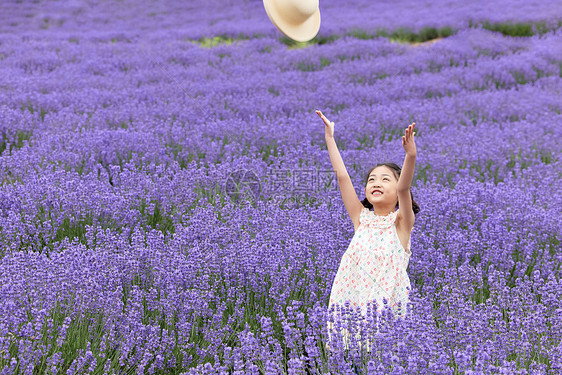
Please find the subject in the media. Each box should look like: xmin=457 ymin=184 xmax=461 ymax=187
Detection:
xmin=372 ymin=205 xmax=396 ymax=217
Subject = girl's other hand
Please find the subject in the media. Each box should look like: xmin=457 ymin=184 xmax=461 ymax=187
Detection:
xmin=316 ymin=110 xmax=335 ymax=138
xmin=402 ymin=122 xmax=417 ymax=156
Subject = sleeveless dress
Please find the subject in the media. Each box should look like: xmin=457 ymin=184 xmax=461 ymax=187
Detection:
xmin=326 ymin=207 xmax=412 ymax=351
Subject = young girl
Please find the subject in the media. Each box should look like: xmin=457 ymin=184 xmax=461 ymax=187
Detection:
xmin=316 ymin=110 xmax=420 ymax=353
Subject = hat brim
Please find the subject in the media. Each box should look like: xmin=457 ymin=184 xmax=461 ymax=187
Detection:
xmin=263 ymin=0 xmax=321 ymax=43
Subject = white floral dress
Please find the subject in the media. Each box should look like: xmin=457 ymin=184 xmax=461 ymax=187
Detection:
xmin=326 ymin=207 xmax=412 ymax=350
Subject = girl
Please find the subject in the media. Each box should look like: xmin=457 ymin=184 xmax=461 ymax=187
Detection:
xmin=316 ymin=110 xmax=420 ymax=353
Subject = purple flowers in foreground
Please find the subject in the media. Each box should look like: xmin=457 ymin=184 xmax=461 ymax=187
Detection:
xmin=0 ymin=0 xmax=561 ymax=373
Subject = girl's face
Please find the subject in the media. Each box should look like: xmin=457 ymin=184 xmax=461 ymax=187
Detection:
xmin=364 ymin=166 xmax=399 ymax=208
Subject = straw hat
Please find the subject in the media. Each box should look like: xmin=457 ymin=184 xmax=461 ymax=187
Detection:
xmin=263 ymin=0 xmax=321 ymax=42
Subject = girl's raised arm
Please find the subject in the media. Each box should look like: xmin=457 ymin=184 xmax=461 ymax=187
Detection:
xmin=316 ymin=110 xmax=363 ymax=229
xmin=396 ymin=122 xmax=416 ymax=191
xmin=397 ymin=122 xmax=417 ymax=229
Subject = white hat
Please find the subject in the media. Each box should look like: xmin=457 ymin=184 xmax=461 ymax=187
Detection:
xmin=263 ymin=0 xmax=321 ymax=43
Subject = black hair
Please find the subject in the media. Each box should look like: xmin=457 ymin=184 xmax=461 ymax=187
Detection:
xmin=360 ymin=162 xmax=421 ymax=214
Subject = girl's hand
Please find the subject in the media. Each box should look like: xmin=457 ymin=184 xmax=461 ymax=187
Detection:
xmin=402 ymin=122 xmax=417 ymax=156
xmin=316 ymin=110 xmax=335 ymax=138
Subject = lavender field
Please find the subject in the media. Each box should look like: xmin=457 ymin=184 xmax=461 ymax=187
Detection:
xmin=0 ymin=0 xmax=561 ymax=373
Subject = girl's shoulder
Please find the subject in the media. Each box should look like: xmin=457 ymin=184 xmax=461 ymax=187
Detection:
xmin=359 ymin=206 xmax=371 ymax=217
xmin=358 ymin=207 xmax=370 ymax=225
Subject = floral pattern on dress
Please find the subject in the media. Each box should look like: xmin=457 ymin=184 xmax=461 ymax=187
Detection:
xmin=326 ymin=207 xmax=412 ymax=350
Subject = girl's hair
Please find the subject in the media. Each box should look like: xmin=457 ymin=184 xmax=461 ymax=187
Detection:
xmin=360 ymin=162 xmax=421 ymax=214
